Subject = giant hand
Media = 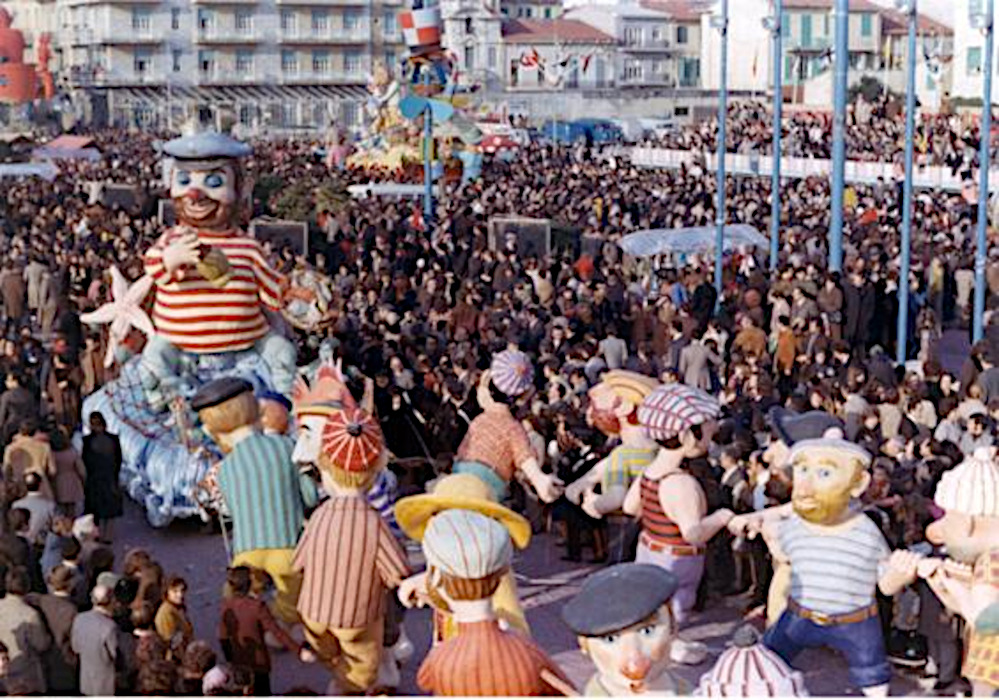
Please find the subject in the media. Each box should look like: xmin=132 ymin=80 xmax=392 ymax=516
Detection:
xmin=162 ymin=232 xmax=201 ymax=273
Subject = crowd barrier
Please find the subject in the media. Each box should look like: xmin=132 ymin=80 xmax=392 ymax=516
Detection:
xmin=631 ymin=147 xmax=999 ymax=192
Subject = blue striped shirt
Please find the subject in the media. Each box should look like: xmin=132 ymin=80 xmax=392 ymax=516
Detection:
xmin=217 ymin=433 xmax=320 ymax=555
xmin=779 ymin=513 xmax=890 ymax=615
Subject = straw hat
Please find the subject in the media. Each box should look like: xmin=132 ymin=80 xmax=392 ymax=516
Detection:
xmin=394 ymin=473 xmax=531 ymax=548
xmin=592 ymin=370 xmax=659 ymax=406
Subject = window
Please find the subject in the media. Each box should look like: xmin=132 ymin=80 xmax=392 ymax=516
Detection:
xmin=464 ymin=45 xmax=474 ymax=70
xmin=198 ymin=8 xmax=214 ymax=32
xmin=968 ymin=46 xmax=983 ymax=76
xmin=674 ymin=106 xmax=689 ymax=117
xmin=566 ymin=65 xmax=578 ymax=88
xmin=281 ymin=103 xmax=296 ymax=127
xmin=383 ymin=49 xmax=396 ymax=69
xmin=133 ymin=47 xmax=152 ymax=75
xmin=235 ymin=49 xmax=253 ymax=75
xmin=517 ymin=7 xmax=524 ymax=17
xmin=342 ymin=101 xmax=359 ymax=126
xmin=544 ymin=8 xmax=552 ymax=18
xmin=679 ymin=56 xmax=699 ymax=86
xmin=625 ymin=26 xmax=641 ymax=46
xmin=488 ymin=46 xmax=497 ymax=68
xmin=676 ymin=25 xmax=688 ymax=44
xmin=624 ymin=58 xmax=642 ymax=80
xmin=343 ymin=10 xmax=361 ymax=31
xmin=465 ymin=18 xmax=474 ymax=35
xmin=171 ymin=8 xmax=180 ymax=30
xmin=131 ymin=8 xmax=151 ymax=32
xmin=652 ymin=27 xmax=662 ymax=43
xmin=345 ymin=49 xmax=363 ymax=74
xmin=198 ymin=50 xmax=215 ymax=77
xmin=172 ymin=49 xmax=182 ymax=72
xmin=860 ymin=13 xmax=872 ymax=37
xmin=311 ymin=10 xmax=329 ymax=35
xmin=235 ymin=9 xmax=253 ymax=35
xmin=823 ymin=13 xmax=829 ymax=36
xmin=239 ymin=105 xmax=254 ymax=126
xmin=281 ymin=49 xmax=298 ymax=74
xmin=280 ymin=9 xmax=295 ymax=33
xmin=382 ymin=11 xmax=396 ymax=36
xmin=781 ymin=11 xmax=789 ymax=37
xmin=134 ymin=105 xmax=153 ymax=126
xmin=312 ymin=49 xmax=331 ymax=74
xmin=800 ymin=14 xmax=812 ymax=47
xmin=524 ymin=7 xmax=531 ymax=17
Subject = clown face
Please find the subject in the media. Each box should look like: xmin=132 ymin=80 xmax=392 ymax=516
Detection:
xmin=170 ymin=160 xmax=240 ymax=231
xmin=291 ymin=414 xmax=325 ymax=468
xmin=790 ymin=446 xmax=869 ymax=525
xmin=581 ymin=607 xmax=675 ymax=695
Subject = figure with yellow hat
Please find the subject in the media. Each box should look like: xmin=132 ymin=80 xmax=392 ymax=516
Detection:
xmin=291 ymin=406 xmax=411 ymax=695
xmin=395 ymin=472 xmax=532 ymax=644
xmin=452 ymin=350 xmax=563 ymax=503
xmin=883 ymin=447 xmax=999 ymax=696
xmin=415 ymin=509 xmax=573 ymax=696
xmin=566 ymin=370 xmax=659 ymax=562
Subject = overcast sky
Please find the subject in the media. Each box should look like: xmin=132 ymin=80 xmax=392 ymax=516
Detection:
xmin=868 ymin=0 xmax=953 ymax=25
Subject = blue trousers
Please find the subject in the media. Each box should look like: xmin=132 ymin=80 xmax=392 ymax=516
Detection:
xmin=764 ymin=605 xmax=892 ymax=689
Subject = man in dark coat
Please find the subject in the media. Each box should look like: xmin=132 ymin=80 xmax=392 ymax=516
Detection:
xmin=27 ymin=564 xmax=79 ymax=694
xmin=81 ymin=412 xmax=123 ymax=542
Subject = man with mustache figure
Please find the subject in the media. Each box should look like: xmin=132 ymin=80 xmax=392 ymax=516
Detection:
xmin=140 ymin=132 xmax=296 ymax=408
xmin=729 ymin=434 xmax=919 ymax=697
xmin=564 ymin=371 xmax=659 ymax=562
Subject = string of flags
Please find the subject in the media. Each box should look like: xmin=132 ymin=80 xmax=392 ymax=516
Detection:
xmin=518 ymin=48 xmax=596 ymax=75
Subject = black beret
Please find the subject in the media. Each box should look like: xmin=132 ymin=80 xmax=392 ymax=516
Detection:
xmin=562 ymin=564 xmax=678 ymax=637
xmin=768 ymin=407 xmax=843 ymax=446
xmin=190 ymin=377 xmax=254 ymax=412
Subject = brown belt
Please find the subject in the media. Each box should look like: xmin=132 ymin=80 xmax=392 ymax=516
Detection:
xmin=788 ymin=599 xmax=878 ymax=627
xmin=640 ymin=532 xmax=704 ymax=557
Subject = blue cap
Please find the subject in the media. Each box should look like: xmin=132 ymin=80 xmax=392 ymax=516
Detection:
xmin=768 ymin=407 xmax=844 ymax=446
xmin=162 ymin=131 xmax=252 ymax=161
xmin=191 ymin=377 xmax=254 ymax=412
xmin=258 ymin=391 xmax=292 ymax=412
xmin=562 ymin=564 xmax=678 ymax=637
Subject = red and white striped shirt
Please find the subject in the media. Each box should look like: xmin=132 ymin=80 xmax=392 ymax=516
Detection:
xmin=144 ymin=228 xmax=286 ymax=353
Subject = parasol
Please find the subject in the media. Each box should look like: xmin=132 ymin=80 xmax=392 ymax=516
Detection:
xmin=618 ymin=225 xmax=768 ymax=258
xmin=480 ymin=134 xmax=518 ymax=154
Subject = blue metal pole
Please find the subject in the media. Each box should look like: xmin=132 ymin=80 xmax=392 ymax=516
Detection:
xmin=714 ymin=0 xmax=728 ymax=299
xmin=974 ymin=0 xmax=994 ymax=344
xmin=897 ymin=0 xmax=917 ymax=364
xmin=829 ymin=0 xmax=848 ymax=272
xmin=423 ymin=106 xmax=433 ymax=226
xmin=770 ymin=0 xmax=783 ymax=271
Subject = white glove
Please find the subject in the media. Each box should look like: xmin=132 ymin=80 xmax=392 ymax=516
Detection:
xmin=162 ymin=232 xmax=201 ymax=273
xmin=397 ymin=572 xmax=428 ymax=609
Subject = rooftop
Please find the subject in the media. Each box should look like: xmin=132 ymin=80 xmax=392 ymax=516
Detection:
xmin=639 ymin=0 xmax=712 ymax=22
xmin=879 ymin=7 xmax=952 ymax=36
xmin=502 ymin=18 xmax=617 ymax=43
xmin=783 ymin=0 xmax=883 ymax=11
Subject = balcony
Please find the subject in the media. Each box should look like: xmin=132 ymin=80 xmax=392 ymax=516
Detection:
xmin=192 ymin=0 xmax=261 ymax=4
xmin=276 ymin=0 xmax=371 ymax=5
xmin=623 ymin=42 xmax=673 ymax=54
xmin=63 ymin=0 xmax=160 ymax=5
xmin=68 ymin=28 xmax=164 ymax=45
xmin=195 ymin=29 xmax=265 ymax=43
xmin=278 ymin=28 xmax=370 ymax=43
xmin=280 ymin=69 xmax=366 ymax=84
xmin=198 ymin=70 xmax=261 ymax=84
xmin=70 ymin=68 xmax=165 ymax=86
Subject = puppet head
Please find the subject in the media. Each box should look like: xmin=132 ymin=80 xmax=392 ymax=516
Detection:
xmin=786 ymin=435 xmax=871 ymax=526
xmin=587 ymin=370 xmax=659 ymax=438
xmin=926 ymin=446 xmax=999 ymax=564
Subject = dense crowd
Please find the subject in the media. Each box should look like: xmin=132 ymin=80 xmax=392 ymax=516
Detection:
xmin=0 ymin=100 xmax=996 ymax=695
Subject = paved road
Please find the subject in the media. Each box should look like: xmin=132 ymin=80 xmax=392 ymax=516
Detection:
xmin=111 ymin=501 xmax=935 ymax=696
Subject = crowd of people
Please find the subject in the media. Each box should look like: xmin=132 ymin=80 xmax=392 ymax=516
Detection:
xmin=0 ymin=97 xmax=996 ymax=695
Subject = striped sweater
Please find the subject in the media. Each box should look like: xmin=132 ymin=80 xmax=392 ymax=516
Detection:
xmin=144 ymin=228 xmax=286 ymax=353
xmin=216 ymin=433 xmax=319 ymax=555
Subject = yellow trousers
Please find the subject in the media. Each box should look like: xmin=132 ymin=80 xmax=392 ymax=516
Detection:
xmin=232 ymin=548 xmax=302 ymax=625
xmin=302 ymin=617 xmax=384 ymax=694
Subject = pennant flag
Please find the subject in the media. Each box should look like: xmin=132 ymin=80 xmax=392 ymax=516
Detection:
xmin=883 ymin=36 xmax=891 ymax=68
xmin=581 ymin=53 xmax=593 ymax=73
xmin=751 ymin=51 xmax=758 ymax=79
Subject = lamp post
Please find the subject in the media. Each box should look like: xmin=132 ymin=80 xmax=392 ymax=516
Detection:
xmin=972 ymin=0 xmax=994 ymax=344
xmin=763 ymin=2 xmax=782 ymax=271
xmin=712 ymin=0 xmax=728 ymax=299
xmin=829 ymin=0 xmax=848 ymax=272
xmin=896 ymin=0 xmax=917 ymax=364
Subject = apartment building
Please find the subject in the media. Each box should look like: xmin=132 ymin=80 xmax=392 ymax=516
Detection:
xmin=56 ymin=0 xmax=405 ymax=131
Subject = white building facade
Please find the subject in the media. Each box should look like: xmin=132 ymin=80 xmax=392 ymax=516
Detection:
xmin=56 ymin=0 xmax=406 ymax=131
xmin=951 ymin=0 xmax=997 ymax=102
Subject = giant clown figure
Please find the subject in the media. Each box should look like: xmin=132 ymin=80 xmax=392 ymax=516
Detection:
xmin=140 ymin=132 xmax=297 ymax=408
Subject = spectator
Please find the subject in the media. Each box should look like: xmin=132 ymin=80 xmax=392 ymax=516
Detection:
xmin=0 ymin=566 xmax=51 ymax=694
xmin=27 ymin=564 xmax=80 ymax=694
xmin=82 ymin=411 xmax=123 ymax=542
xmin=50 ymin=426 xmax=86 ymax=517
xmin=11 ymin=472 xmax=56 ymax=547
xmin=71 ymin=576 xmax=124 ymax=697
xmin=154 ymin=575 xmax=194 ymax=655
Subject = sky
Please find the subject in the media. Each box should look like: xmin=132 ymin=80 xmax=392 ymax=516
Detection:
xmin=868 ymin=0 xmax=952 ymax=26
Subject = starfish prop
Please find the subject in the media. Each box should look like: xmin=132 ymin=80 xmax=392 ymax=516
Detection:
xmin=80 ymin=266 xmax=155 ymax=368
